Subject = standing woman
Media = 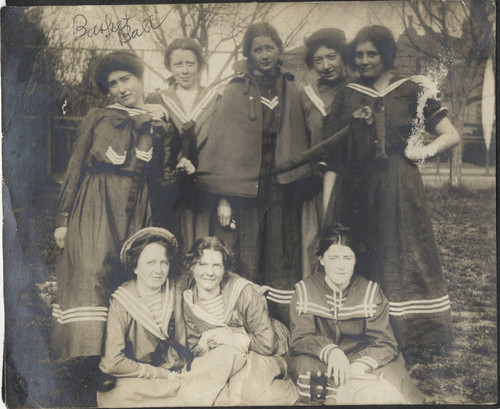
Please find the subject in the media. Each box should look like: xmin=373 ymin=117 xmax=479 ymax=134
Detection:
xmin=51 ymin=51 xmax=172 ymax=362
xmin=322 ymin=26 xmax=459 ymax=354
xmin=146 ymin=38 xmax=220 ymax=252
xmin=300 ymin=28 xmax=351 ymax=277
xmin=195 ymin=23 xmax=312 ymax=326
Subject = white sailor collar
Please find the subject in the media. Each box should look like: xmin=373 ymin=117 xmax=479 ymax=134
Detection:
xmin=112 ymin=279 xmax=175 ymax=340
xmin=303 ymin=84 xmax=328 ymax=117
xmin=295 ymin=274 xmax=379 ymax=320
xmin=106 ymin=103 xmax=151 ymax=117
xmin=183 ymin=273 xmax=252 ymax=327
xmin=159 ymin=84 xmax=222 ymax=126
xmin=346 ymin=77 xmax=411 ymax=99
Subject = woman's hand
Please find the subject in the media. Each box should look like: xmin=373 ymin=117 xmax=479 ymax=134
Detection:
xmin=54 ymin=227 xmax=68 ymax=249
xmin=217 ymin=198 xmax=232 ymax=227
xmin=349 ymin=361 xmax=371 ymax=377
xmin=327 ymin=348 xmax=351 ymax=386
xmin=144 ymin=104 xmax=169 ymax=121
xmin=405 ymin=117 xmax=459 ymax=162
xmin=404 ymin=143 xmax=433 ymax=162
xmin=215 ymin=332 xmax=250 ymax=354
xmin=155 ymin=366 xmax=178 ymax=379
xmin=176 ymin=157 xmax=196 ymax=175
xmin=352 ymin=105 xmax=374 ymax=125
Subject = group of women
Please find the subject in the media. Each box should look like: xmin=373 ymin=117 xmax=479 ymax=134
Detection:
xmin=51 ymin=21 xmax=459 ymax=406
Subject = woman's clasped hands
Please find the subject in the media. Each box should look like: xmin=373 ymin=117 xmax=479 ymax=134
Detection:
xmin=200 ymin=327 xmax=250 ymax=354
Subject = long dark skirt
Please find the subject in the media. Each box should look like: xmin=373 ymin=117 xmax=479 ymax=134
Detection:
xmin=51 ymin=173 xmax=151 ymax=359
xmin=324 ymin=154 xmax=453 ymax=348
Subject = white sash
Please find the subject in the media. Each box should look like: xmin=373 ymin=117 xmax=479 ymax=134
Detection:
xmin=303 ymin=85 xmax=328 ymax=117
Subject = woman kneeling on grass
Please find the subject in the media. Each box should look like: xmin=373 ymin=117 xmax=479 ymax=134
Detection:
xmin=289 ymin=224 xmax=425 ymax=405
xmin=97 ymin=228 xmax=248 ymax=407
xmin=182 ymin=236 xmax=298 ymax=405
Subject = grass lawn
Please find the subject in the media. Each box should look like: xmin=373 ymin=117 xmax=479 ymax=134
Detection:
xmin=4 ymin=183 xmax=497 ymax=406
xmin=410 ymin=186 xmax=497 ymax=404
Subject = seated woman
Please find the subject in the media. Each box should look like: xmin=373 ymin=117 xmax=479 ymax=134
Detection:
xmin=289 ymin=224 xmax=425 ymax=405
xmin=97 ymin=227 xmax=247 ymax=407
xmin=182 ymin=237 xmax=298 ymax=406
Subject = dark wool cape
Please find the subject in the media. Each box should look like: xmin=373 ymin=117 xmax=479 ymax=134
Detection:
xmin=194 ymin=60 xmax=313 ymax=198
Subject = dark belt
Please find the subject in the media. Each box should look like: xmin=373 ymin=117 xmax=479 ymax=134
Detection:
xmin=87 ymin=160 xmax=146 ymax=225
xmin=87 ymin=164 xmax=139 ymax=178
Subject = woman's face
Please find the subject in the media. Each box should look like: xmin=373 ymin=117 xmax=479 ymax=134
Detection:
xmin=249 ymin=36 xmax=280 ymax=73
xmin=168 ymin=49 xmax=200 ymax=91
xmin=354 ymin=41 xmax=384 ymax=80
xmin=134 ymin=242 xmax=170 ymax=291
xmin=313 ymin=45 xmax=345 ymax=82
xmin=320 ymin=244 xmax=356 ymax=289
xmin=192 ymin=249 xmax=225 ymax=294
xmin=107 ymin=70 xmax=144 ymax=107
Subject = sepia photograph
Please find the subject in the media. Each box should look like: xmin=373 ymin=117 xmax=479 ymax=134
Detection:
xmin=2 ymin=1 xmax=497 ymax=407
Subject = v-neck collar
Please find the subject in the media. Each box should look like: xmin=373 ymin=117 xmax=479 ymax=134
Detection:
xmin=159 ymin=86 xmax=218 ymax=125
xmin=112 ymin=280 xmax=175 ymax=340
xmin=183 ymin=274 xmax=251 ymax=327
xmin=346 ymin=76 xmax=410 ymax=98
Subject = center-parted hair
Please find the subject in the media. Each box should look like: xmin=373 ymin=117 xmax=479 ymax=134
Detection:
xmin=164 ymin=38 xmax=206 ymax=71
xmin=348 ymin=25 xmax=397 ymax=71
xmin=183 ymin=236 xmax=233 ymax=274
xmin=242 ymin=22 xmax=283 ymax=59
xmin=316 ymin=223 xmax=354 ymax=258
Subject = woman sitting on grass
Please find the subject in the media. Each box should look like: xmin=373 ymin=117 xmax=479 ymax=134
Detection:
xmin=97 ymin=228 xmax=247 ymax=407
xmin=182 ymin=236 xmax=298 ymax=405
xmin=289 ymin=224 xmax=425 ymax=405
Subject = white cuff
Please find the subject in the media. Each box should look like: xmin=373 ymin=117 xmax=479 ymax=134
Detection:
xmin=319 ymin=343 xmax=339 ymax=363
xmin=354 ymin=356 xmax=378 ymax=369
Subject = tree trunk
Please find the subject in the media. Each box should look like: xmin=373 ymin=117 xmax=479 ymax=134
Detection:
xmin=449 ymin=114 xmax=465 ymax=187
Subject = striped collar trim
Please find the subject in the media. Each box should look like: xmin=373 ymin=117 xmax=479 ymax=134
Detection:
xmin=303 ymin=85 xmax=327 ymax=117
xmin=260 ymin=285 xmax=295 ymax=305
xmin=160 ymin=86 xmax=220 ymax=125
xmin=106 ymin=103 xmax=150 ymax=117
xmin=296 ymin=280 xmax=334 ymax=319
xmin=183 ymin=277 xmax=251 ymax=326
xmin=295 ymin=278 xmax=379 ymax=319
xmin=112 ymin=281 xmax=174 ymax=340
xmin=346 ymin=78 xmax=410 ymax=98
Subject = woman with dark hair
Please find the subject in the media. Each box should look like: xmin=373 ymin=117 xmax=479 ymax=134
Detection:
xmin=182 ymin=236 xmax=298 ymax=405
xmin=289 ymin=224 xmax=424 ymax=405
xmin=300 ymin=28 xmax=352 ymax=278
xmin=51 ymin=51 xmax=174 ymax=362
xmin=146 ymin=38 xmax=221 ymax=252
xmin=322 ymin=25 xmax=459 ymax=354
xmin=195 ymin=22 xmax=313 ymax=326
xmin=97 ymin=228 xmax=240 ymax=407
